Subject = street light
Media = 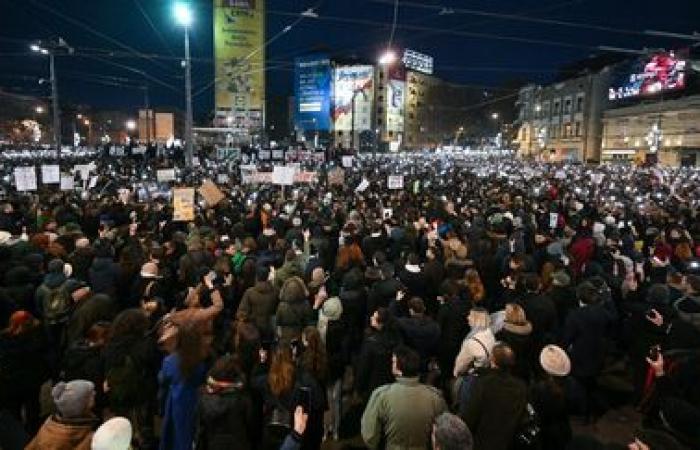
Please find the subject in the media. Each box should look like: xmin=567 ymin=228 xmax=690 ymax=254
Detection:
xmin=126 ymin=120 xmax=137 ymax=131
xmin=378 ymin=50 xmax=397 ymax=65
xmin=35 ymin=106 xmax=44 ymax=114
xmin=491 ymin=112 xmax=500 ymax=120
xmin=174 ymin=2 xmax=194 ymax=167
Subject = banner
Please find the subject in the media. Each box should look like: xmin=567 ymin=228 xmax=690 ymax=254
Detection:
xmin=271 ymin=149 xmax=284 ymax=160
xmin=199 ymin=180 xmax=226 ymax=207
xmin=216 ymin=147 xmax=241 ymax=160
xmin=173 ymin=188 xmax=195 ymax=222
xmin=258 ymin=150 xmax=271 ymax=160
xmin=14 ymin=166 xmax=37 ymax=192
xmin=333 ymin=65 xmax=375 ymax=132
xmin=41 ymin=165 xmax=60 ymax=184
xmin=295 ymin=171 xmax=318 ymax=184
xmin=214 ymin=0 xmax=265 ymax=117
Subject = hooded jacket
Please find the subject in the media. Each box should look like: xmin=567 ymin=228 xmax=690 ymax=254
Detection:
xmin=25 ymin=415 xmax=98 ymax=450
xmin=237 ymin=280 xmax=279 ymax=337
xmin=88 ymin=257 xmax=121 ymax=300
xmin=276 ymin=276 xmax=314 ymax=343
xmin=197 ymin=385 xmax=254 ymax=450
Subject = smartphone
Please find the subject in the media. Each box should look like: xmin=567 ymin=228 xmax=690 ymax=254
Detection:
xmin=298 ymin=386 xmax=311 ymax=414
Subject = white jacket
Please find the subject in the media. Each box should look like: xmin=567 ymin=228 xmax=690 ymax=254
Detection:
xmin=453 ymin=328 xmax=496 ymax=377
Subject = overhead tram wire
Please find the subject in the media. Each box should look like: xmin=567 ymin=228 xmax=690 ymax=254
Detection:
xmin=132 ymin=0 xmax=177 ymax=57
xmin=77 ymin=53 xmax=180 ymax=94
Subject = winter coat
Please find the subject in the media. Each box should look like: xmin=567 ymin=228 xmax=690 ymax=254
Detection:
xmin=562 ymin=303 xmax=614 ymax=378
xmin=530 ymin=378 xmax=572 ymax=450
xmin=276 ymin=277 xmax=314 ymax=344
xmin=274 ymin=259 xmax=304 ymax=291
xmin=60 ymin=340 xmax=106 ymax=404
xmin=103 ymin=334 xmax=159 ymax=412
xmin=25 ymin=415 xmax=98 ymax=450
xmin=88 ymin=257 xmax=122 ymax=300
xmin=462 ymin=368 xmax=528 ymax=450
xmin=398 ymin=267 xmax=427 ymax=300
xmin=496 ymin=321 xmax=534 ymax=381
xmin=518 ymin=293 xmax=558 ymax=349
xmin=436 ymin=297 xmax=470 ymax=378
xmin=354 ymin=329 xmax=398 ymax=398
xmin=196 ymin=386 xmax=255 ymax=450
xmin=34 ymin=272 xmax=67 ymax=319
xmin=453 ymin=328 xmax=496 ymax=377
xmin=396 ymin=315 xmax=440 ymax=368
xmin=68 ymin=248 xmax=93 ymax=283
xmin=0 ymin=327 xmax=50 ymax=408
xmin=159 ymin=353 xmax=207 ymax=450
xmin=361 ymin=377 xmax=447 ymax=450
xmin=236 ymin=281 xmax=279 ymax=338
xmin=367 ymin=278 xmax=401 ymax=314
xmin=674 ymin=294 xmax=700 ymax=330
xmin=64 ymin=294 xmax=117 ymax=345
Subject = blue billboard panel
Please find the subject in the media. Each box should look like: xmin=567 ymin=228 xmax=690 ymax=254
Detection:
xmin=294 ymin=56 xmax=332 ymax=132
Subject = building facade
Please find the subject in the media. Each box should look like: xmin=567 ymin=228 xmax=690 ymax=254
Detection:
xmin=602 ymin=95 xmax=700 ymax=166
xmin=515 ymin=69 xmax=611 ymax=162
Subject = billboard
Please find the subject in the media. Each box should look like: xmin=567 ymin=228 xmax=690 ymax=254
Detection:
xmin=386 ymin=66 xmax=405 ymax=135
xmin=609 ymin=52 xmax=687 ymax=101
xmin=214 ymin=0 xmax=265 ymax=123
xmin=402 ymin=49 xmax=433 ymax=75
xmin=294 ymin=55 xmax=332 ymax=132
xmin=333 ymin=65 xmax=374 ymax=131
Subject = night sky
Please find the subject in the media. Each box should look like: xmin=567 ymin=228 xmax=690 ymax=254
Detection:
xmin=1 ymin=0 xmax=698 ymax=117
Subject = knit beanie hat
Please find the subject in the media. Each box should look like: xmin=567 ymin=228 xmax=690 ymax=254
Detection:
xmin=321 ymin=296 xmax=343 ymax=321
xmin=52 ymin=380 xmax=95 ymax=418
xmin=540 ymin=345 xmax=571 ymax=377
xmin=91 ymin=417 xmax=132 ymax=450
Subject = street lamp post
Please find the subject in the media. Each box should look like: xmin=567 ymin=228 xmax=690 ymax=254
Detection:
xmin=32 ymin=42 xmax=64 ymax=159
xmin=175 ymin=3 xmax=194 ymax=167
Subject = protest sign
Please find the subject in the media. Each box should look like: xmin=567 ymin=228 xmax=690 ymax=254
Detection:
xmin=342 ymin=156 xmax=354 ymax=168
xmin=328 ymin=168 xmax=345 ymax=186
xmin=14 ymin=166 xmax=37 ymax=191
xmin=258 ymin=150 xmax=271 ymax=161
xmin=240 ymin=165 xmax=257 ymax=184
xmin=387 ymin=175 xmax=404 ymax=190
xmin=173 ymin=188 xmax=195 ymax=221
xmin=157 ymin=169 xmax=176 ymax=183
xmin=295 ymin=171 xmax=318 ymax=184
xmin=199 ymin=180 xmax=225 ymax=207
xmin=271 ymin=149 xmax=284 ymax=160
xmin=60 ymin=174 xmax=75 ymax=191
xmin=216 ymin=147 xmax=241 ymax=160
xmin=272 ymin=166 xmax=296 ymax=186
xmin=41 ymin=165 xmax=60 ymax=184
xmin=355 ymin=178 xmax=370 ymax=192
xmin=216 ymin=174 xmax=230 ymax=184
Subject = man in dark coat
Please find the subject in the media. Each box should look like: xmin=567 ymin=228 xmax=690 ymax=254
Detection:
xmin=398 ymin=253 xmax=427 ymax=300
xmin=354 ymin=308 xmax=401 ymax=402
xmin=88 ymin=240 xmax=122 ymax=300
xmin=393 ymin=297 xmax=440 ymax=371
xmin=367 ymin=263 xmax=401 ymax=314
xmin=64 ymin=281 xmax=117 ymax=345
xmin=461 ymin=343 xmax=528 ymax=450
xmin=236 ymin=266 xmax=279 ymax=340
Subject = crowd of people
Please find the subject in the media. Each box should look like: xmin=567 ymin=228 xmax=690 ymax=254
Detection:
xmin=0 ymin=150 xmax=699 ymax=450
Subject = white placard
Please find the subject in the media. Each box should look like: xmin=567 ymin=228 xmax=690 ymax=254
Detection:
xmin=342 ymin=156 xmax=354 ymax=168
xmin=60 ymin=174 xmax=75 ymax=191
xmin=73 ymin=164 xmax=92 ymax=181
xmin=216 ymin=174 xmax=230 ymax=184
xmin=192 ymin=157 xmax=201 ymax=167
xmin=387 ymin=175 xmax=404 ymax=190
xmin=133 ymin=145 xmax=147 ymax=155
xmin=355 ymin=178 xmax=370 ymax=192
xmin=258 ymin=150 xmax=271 ymax=160
xmin=549 ymin=213 xmax=559 ymax=229
xmin=89 ymin=176 xmax=99 ymax=189
xmin=272 ymin=166 xmax=297 ymax=186
xmin=240 ymin=165 xmax=257 ymax=185
xmin=555 ymin=170 xmax=566 ymax=180
xmin=41 ymin=165 xmax=60 ymax=184
xmin=157 ymin=169 xmax=176 ymax=183
xmin=272 ymin=149 xmax=284 ymax=160
xmin=14 ymin=166 xmax=37 ymax=192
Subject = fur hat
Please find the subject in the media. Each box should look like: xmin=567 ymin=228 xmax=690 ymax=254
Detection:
xmin=540 ymin=345 xmax=571 ymax=377
xmin=91 ymin=417 xmax=133 ymax=450
xmin=52 ymin=380 xmax=95 ymax=418
xmin=321 ymin=296 xmax=342 ymax=321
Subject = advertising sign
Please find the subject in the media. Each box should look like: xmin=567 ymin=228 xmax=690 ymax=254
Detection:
xmin=402 ymin=49 xmax=433 ymax=75
xmin=294 ymin=55 xmax=332 ymax=132
xmin=214 ymin=0 xmax=265 ymax=119
xmin=609 ymin=51 xmax=687 ymax=101
xmin=333 ymin=65 xmax=375 ymax=132
xmin=386 ymin=66 xmax=405 ymax=135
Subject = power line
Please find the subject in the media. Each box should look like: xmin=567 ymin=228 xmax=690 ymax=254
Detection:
xmin=132 ymin=0 xmax=176 ymax=57
xmin=77 ymin=54 xmax=179 ymax=93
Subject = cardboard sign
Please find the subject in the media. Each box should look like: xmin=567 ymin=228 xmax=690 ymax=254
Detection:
xmin=173 ymin=188 xmax=195 ymax=221
xmin=387 ymin=175 xmax=404 ymax=190
xmin=14 ymin=166 xmax=37 ymax=192
xmin=328 ymin=168 xmax=345 ymax=186
xmin=272 ymin=166 xmax=297 ymax=186
xmin=342 ymin=156 xmax=354 ymax=168
xmin=199 ymin=180 xmax=225 ymax=207
xmin=157 ymin=169 xmax=176 ymax=183
xmin=41 ymin=165 xmax=60 ymax=184
xmin=355 ymin=178 xmax=370 ymax=192
xmin=60 ymin=174 xmax=75 ymax=191
xmin=271 ymin=149 xmax=284 ymax=160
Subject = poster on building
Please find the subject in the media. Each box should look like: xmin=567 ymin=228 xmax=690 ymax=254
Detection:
xmin=14 ymin=166 xmax=37 ymax=192
xmin=294 ymin=55 xmax=332 ymax=132
xmin=214 ymin=0 xmax=265 ymax=124
xmin=386 ymin=66 xmax=405 ymax=135
xmin=333 ymin=65 xmax=375 ymax=132
xmin=173 ymin=188 xmax=195 ymax=222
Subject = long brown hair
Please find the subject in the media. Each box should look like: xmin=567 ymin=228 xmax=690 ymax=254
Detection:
xmin=540 ymin=261 xmax=556 ymax=292
xmin=301 ymin=326 xmax=327 ymax=382
xmin=268 ymin=347 xmax=296 ymax=397
xmin=465 ymin=269 xmax=485 ymax=303
xmin=176 ymin=323 xmax=204 ymax=380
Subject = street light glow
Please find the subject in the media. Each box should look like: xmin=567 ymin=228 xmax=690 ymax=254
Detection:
xmin=379 ymin=50 xmax=397 ymax=65
xmin=126 ymin=120 xmax=137 ymax=131
xmin=174 ymin=3 xmax=193 ymax=26
xmin=84 ymin=119 xmax=90 ymax=126
xmin=491 ymin=112 xmax=500 ymax=120
xmin=35 ymin=106 xmax=44 ymax=113
xmin=30 ymin=44 xmax=41 ymax=52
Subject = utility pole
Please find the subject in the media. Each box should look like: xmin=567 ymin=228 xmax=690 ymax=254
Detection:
xmin=184 ymin=26 xmax=194 ymax=166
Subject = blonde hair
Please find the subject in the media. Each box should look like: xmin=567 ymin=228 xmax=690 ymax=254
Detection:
xmin=468 ymin=307 xmax=490 ymax=330
xmin=465 ymin=269 xmax=485 ymax=303
xmin=504 ymin=303 xmax=528 ymax=325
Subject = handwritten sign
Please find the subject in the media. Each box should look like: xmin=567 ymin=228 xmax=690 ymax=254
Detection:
xmin=199 ymin=180 xmax=225 ymax=207
xmin=14 ymin=166 xmax=37 ymax=191
xmin=41 ymin=165 xmax=60 ymax=184
xmin=157 ymin=169 xmax=176 ymax=183
xmin=272 ymin=166 xmax=297 ymax=186
xmin=387 ymin=175 xmax=404 ymax=190
xmin=173 ymin=188 xmax=195 ymax=222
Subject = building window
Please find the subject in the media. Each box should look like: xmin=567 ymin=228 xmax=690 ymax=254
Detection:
xmin=564 ymin=122 xmax=572 ymax=138
xmin=574 ymin=122 xmax=581 ymax=137
xmin=377 ymin=107 xmax=384 ymax=114
xmin=388 ymin=131 xmax=394 ymax=138
xmin=378 ymin=96 xmax=384 ymax=102
xmin=378 ymin=119 xmax=383 ymax=125
xmin=553 ymin=101 xmax=560 ymax=115
xmin=564 ymin=99 xmax=572 ymax=114
xmin=576 ymin=96 xmax=584 ymax=113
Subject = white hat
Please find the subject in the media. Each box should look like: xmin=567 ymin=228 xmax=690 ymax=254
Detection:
xmin=91 ymin=417 xmax=132 ymax=450
xmin=540 ymin=345 xmax=571 ymax=377
xmin=0 ymin=231 xmax=12 ymax=246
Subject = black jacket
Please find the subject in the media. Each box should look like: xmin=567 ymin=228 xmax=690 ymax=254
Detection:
xmin=367 ymin=278 xmax=401 ymax=314
xmin=562 ymin=303 xmax=614 ymax=378
xmin=436 ymin=298 xmax=470 ymax=377
xmin=396 ymin=315 xmax=440 ymax=368
xmin=88 ymin=257 xmax=122 ymax=300
xmin=197 ymin=388 xmax=255 ymax=450
xmin=462 ymin=368 xmax=528 ymax=450
xmin=530 ymin=378 xmax=572 ymax=450
xmin=354 ymin=329 xmax=399 ymax=399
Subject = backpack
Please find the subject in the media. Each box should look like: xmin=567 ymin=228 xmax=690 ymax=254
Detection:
xmin=43 ymin=284 xmax=72 ymax=325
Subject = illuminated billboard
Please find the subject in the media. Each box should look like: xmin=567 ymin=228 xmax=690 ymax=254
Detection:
xmin=609 ymin=52 xmax=687 ymax=101
xmin=294 ymin=55 xmax=332 ymax=132
xmin=386 ymin=66 xmax=405 ymax=134
xmin=402 ymin=49 xmax=433 ymax=75
xmin=214 ymin=0 xmax=265 ymax=125
xmin=333 ymin=65 xmax=375 ymax=132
